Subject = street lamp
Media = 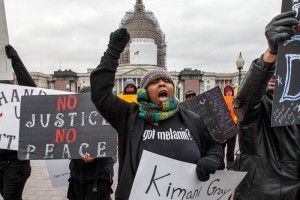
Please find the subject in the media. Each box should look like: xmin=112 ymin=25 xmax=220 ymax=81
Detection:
xmin=66 ymin=84 xmax=70 ymax=91
xmin=236 ymin=52 xmax=245 ymax=87
xmin=177 ymin=83 xmax=182 ymax=101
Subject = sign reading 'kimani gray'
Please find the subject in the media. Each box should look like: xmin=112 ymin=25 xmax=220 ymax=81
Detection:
xmin=18 ymin=93 xmax=117 ymax=160
xmin=179 ymin=86 xmax=237 ymax=143
xmin=271 ymin=1 xmax=300 ymax=127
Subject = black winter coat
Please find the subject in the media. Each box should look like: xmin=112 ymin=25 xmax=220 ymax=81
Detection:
xmin=90 ymin=52 xmax=224 ymax=200
xmin=233 ymin=58 xmax=300 ymax=200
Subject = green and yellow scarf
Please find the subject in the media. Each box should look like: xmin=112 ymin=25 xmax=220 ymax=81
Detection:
xmin=137 ymin=88 xmax=179 ymax=123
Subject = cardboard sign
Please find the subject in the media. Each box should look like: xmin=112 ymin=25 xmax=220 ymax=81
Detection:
xmin=179 ymin=87 xmax=237 ymax=142
xmin=0 ymin=0 xmax=12 ymax=80
xmin=129 ymin=151 xmax=247 ymax=200
xmin=18 ymin=93 xmax=117 ymax=160
xmin=45 ymin=159 xmax=70 ymax=188
xmin=0 ymin=84 xmax=72 ymax=150
xmin=271 ymin=1 xmax=300 ymax=127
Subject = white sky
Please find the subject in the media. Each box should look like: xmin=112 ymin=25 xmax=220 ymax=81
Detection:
xmin=4 ymin=0 xmax=282 ymax=74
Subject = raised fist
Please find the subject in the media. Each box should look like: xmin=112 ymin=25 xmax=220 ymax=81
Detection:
xmin=107 ymin=28 xmax=130 ymax=59
xmin=265 ymin=10 xmax=298 ymax=55
xmin=5 ymin=45 xmax=19 ymax=59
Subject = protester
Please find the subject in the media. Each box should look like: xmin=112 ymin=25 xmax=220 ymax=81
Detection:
xmin=222 ymin=85 xmax=238 ymax=170
xmin=122 ymin=79 xmax=137 ymax=94
xmin=233 ymin=11 xmax=300 ymax=199
xmin=185 ymin=90 xmax=196 ymax=101
xmin=67 ymin=86 xmax=114 ymax=200
xmin=0 ymin=45 xmax=36 ymax=200
xmin=117 ymin=79 xmax=138 ymax=103
xmin=90 ymin=28 xmax=224 ymax=200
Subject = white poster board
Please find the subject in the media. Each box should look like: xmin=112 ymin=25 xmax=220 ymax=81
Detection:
xmin=129 ymin=151 xmax=247 ymax=200
xmin=0 ymin=84 xmax=72 ymax=150
xmin=0 ymin=0 xmax=12 ymax=80
xmin=46 ymin=159 xmax=70 ymax=188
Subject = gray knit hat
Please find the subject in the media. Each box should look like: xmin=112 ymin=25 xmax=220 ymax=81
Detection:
xmin=140 ymin=69 xmax=174 ymax=89
xmin=123 ymin=79 xmax=137 ymax=91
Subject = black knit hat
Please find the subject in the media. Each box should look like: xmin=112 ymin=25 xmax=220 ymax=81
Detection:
xmin=140 ymin=69 xmax=174 ymax=89
xmin=185 ymin=90 xmax=196 ymax=98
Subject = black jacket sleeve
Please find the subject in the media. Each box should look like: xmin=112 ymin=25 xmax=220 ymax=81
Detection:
xmin=182 ymin=109 xmax=224 ymax=169
xmin=233 ymin=56 xmax=275 ymax=124
xmin=90 ymin=52 xmax=131 ymax=134
xmin=200 ymin=120 xmax=224 ymax=169
xmin=5 ymin=45 xmax=36 ymax=87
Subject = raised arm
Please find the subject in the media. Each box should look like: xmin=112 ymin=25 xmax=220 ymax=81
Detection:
xmin=233 ymin=11 xmax=298 ymax=123
xmin=5 ymin=45 xmax=36 ymax=87
xmin=90 ymin=28 xmax=132 ymax=131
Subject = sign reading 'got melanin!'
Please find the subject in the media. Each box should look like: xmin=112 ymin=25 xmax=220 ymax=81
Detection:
xmin=18 ymin=93 xmax=117 ymax=160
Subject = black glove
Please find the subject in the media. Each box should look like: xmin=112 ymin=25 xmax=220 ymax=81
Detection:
xmin=265 ymin=10 xmax=298 ymax=55
xmin=106 ymin=28 xmax=130 ymax=60
xmin=5 ymin=45 xmax=20 ymax=59
xmin=196 ymin=157 xmax=220 ymax=182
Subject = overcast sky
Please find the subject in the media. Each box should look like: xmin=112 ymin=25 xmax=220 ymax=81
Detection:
xmin=4 ymin=0 xmax=282 ymax=74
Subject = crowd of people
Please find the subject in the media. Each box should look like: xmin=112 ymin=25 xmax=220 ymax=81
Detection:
xmin=1 ymin=10 xmax=300 ymax=200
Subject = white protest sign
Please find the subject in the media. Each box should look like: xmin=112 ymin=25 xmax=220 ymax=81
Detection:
xmin=45 ymin=159 xmax=70 ymax=188
xmin=0 ymin=84 xmax=72 ymax=150
xmin=129 ymin=151 xmax=247 ymax=200
xmin=0 ymin=0 xmax=12 ymax=80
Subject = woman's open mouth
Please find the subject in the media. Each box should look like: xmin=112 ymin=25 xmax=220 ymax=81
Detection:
xmin=158 ymin=90 xmax=169 ymax=102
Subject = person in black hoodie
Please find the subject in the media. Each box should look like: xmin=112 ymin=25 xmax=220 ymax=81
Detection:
xmin=0 ymin=45 xmax=36 ymax=200
xmin=67 ymin=86 xmax=114 ymax=200
xmin=90 ymin=28 xmax=224 ymax=200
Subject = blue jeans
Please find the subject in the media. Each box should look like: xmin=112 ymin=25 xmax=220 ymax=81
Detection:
xmin=0 ymin=160 xmax=31 ymax=200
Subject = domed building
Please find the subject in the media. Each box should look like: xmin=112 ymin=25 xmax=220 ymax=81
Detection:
xmin=119 ymin=0 xmax=166 ymax=68
xmin=113 ymin=0 xmax=168 ymax=94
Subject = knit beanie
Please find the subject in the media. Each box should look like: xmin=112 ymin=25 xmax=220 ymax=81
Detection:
xmin=123 ymin=79 xmax=137 ymax=91
xmin=185 ymin=90 xmax=196 ymax=98
xmin=140 ymin=69 xmax=174 ymax=89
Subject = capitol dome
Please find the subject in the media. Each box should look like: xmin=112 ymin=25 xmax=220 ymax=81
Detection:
xmin=119 ymin=0 xmax=166 ymax=68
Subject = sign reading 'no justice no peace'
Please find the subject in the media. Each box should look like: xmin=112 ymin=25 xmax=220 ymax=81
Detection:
xmin=18 ymin=93 xmax=117 ymax=160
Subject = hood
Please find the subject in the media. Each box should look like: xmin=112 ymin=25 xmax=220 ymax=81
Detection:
xmin=123 ymin=79 xmax=137 ymax=93
xmin=224 ymin=85 xmax=234 ymax=96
